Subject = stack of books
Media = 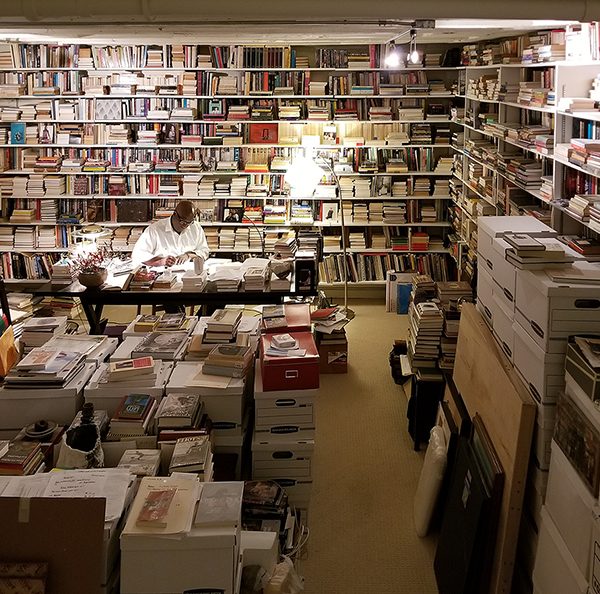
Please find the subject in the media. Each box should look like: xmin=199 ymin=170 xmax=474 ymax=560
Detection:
xmin=241 ymin=480 xmax=289 ymax=533
xmin=153 ymin=271 xmax=177 ymax=290
xmin=108 ymin=394 xmax=158 ymax=439
xmin=503 ymin=234 xmax=575 ymax=269
xmin=0 ymin=441 xmax=45 ymax=476
xmin=127 ymin=268 xmax=158 ymax=291
xmin=20 ymin=316 xmax=68 ymax=349
xmin=567 ymin=194 xmax=600 ymax=222
xmin=407 ymin=301 xmax=444 ymax=370
xmin=4 ymin=349 xmax=86 ymax=389
xmin=203 ymin=344 xmax=255 ymax=378
xmin=243 ymin=263 xmax=269 ymax=291
xmin=204 ymin=309 xmax=242 ymax=345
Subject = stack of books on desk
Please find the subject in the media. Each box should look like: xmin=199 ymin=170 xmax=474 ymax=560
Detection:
xmin=127 ymin=268 xmax=159 ymax=291
xmin=243 ymin=263 xmax=269 ymax=291
xmin=0 ymin=441 xmax=45 ymax=476
xmin=153 ymin=271 xmax=177 ymax=290
xmin=204 ymin=309 xmax=242 ymax=344
xmin=181 ymin=270 xmax=208 ymax=291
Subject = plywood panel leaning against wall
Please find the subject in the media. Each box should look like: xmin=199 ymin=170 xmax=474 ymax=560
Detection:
xmin=452 ymin=303 xmax=536 ymax=594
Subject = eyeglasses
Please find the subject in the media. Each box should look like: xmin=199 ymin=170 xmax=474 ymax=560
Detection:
xmin=174 ymin=210 xmax=195 ymax=226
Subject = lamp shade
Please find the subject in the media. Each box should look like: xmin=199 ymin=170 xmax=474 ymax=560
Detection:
xmin=284 ymin=156 xmax=324 ymax=197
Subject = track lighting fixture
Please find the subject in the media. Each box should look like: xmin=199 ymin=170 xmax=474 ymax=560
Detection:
xmin=408 ymin=28 xmax=420 ymax=64
xmin=384 ymin=42 xmax=401 ymax=67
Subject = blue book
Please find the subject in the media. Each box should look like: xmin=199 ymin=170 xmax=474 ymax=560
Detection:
xmin=396 ymin=283 xmax=412 ymax=315
xmin=10 ymin=122 xmax=26 ymax=145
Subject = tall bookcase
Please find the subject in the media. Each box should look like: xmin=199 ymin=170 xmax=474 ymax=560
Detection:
xmin=0 ymin=42 xmax=463 ymax=286
xmin=449 ymin=57 xmax=600 ymax=282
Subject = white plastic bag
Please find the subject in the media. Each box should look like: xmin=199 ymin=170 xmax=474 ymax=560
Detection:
xmin=264 ymin=556 xmax=304 ymax=594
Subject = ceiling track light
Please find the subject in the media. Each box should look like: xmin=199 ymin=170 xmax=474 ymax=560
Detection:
xmin=408 ymin=28 xmax=420 ymax=64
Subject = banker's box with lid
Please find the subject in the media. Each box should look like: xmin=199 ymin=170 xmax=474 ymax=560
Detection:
xmin=260 ymin=332 xmax=319 ymax=392
xmin=515 ymin=268 xmax=600 ymax=352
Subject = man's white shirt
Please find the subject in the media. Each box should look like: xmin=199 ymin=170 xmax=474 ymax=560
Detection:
xmin=131 ymin=217 xmax=209 ymax=265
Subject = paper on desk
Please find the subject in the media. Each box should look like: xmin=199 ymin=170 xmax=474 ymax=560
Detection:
xmin=1 ymin=474 xmax=51 ymax=498
xmin=0 ymin=476 xmax=18 ymax=496
xmin=238 ymin=315 xmax=261 ymax=334
xmin=43 ymin=468 xmax=132 ymax=522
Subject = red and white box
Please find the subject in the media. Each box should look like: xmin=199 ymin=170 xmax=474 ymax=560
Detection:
xmin=260 ymin=332 xmax=319 ymax=392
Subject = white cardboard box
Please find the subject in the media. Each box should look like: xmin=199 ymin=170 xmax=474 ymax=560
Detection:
xmin=121 ymin=526 xmax=240 ymax=594
xmin=513 ymin=321 xmax=565 ymax=405
xmin=491 ymin=292 xmax=514 ymax=361
xmin=533 ymin=507 xmax=589 ymax=594
xmin=515 ymin=267 xmax=600 ymax=351
xmin=476 ymin=266 xmax=495 ymax=329
xmin=166 ymin=361 xmax=248 ymax=428
xmin=254 ymin=364 xmax=316 ymax=432
xmin=252 ymin=431 xmax=314 ymax=481
xmin=0 ymin=362 xmax=95 ymax=430
xmin=240 ymin=530 xmax=278 ymax=575
xmin=546 ymin=440 xmax=596 ymax=578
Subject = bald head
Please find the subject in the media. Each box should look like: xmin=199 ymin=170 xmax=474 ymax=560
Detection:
xmin=176 ymin=200 xmax=195 ymax=220
xmin=172 ymin=200 xmax=196 ymax=233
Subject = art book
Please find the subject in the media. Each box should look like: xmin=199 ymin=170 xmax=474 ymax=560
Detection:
xmin=156 ymin=393 xmax=201 ymax=428
xmin=194 ymin=481 xmax=244 ymax=527
xmin=118 ymin=449 xmax=161 ymax=477
xmin=15 ymin=348 xmax=59 ymax=371
xmin=169 ymin=435 xmax=210 ymax=472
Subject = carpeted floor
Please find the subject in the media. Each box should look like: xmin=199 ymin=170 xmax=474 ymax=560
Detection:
xmin=300 ymin=300 xmax=438 ymax=594
xmin=103 ymin=301 xmax=438 ymax=592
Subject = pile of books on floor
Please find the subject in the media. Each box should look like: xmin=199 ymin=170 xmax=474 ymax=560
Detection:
xmin=407 ymin=300 xmax=444 ymax=371
xmin=436 ymin=281 xmax=473 ymax=370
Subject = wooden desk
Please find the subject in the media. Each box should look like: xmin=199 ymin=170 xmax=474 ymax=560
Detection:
xmin=15 ymin=280 xmax=314 ymax=334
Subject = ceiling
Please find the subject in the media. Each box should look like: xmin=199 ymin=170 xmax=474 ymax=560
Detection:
xmin=0 ymin=20 xmax=581 ymax=46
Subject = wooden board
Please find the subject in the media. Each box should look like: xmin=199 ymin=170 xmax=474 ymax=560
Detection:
xmin=453 ymin=303 xmax=536 ymax=594
xmin=0 ymin=497 xmax=105 ymax=594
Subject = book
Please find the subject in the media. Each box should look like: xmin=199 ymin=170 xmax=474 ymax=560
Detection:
xmin=205 ymin=344 xmax=254 ymax=368
xmin=206 ymin=308 xmax=242 ymax=331
xmin=113 ymin=394 xmax=155 ymax=421
xmin=156 ymin=393 xmax=202 ymax=428
xmin=134 ymin=314 xmax=161 ymax=332
xmin=194 ymin=481 xmax=244 ymax=527
xmin=169 ymin=434 xmax=210 ymax=473
xmin=133 ymin=331 xmax=189 ymax=360
xmin=15 ymin=348 xmax=59 ymax=371
xmin=271 ymin=333 xmax=297 ymax=349
xmin=118 ymin=449 xmax=161 ymax=477
xmin=155 ymin=313 xmax=186 ymax=331
xmin=135 ymin=487 xmax=178 ymax=527
xmin=108 ymin=356 xmax=155 ymax=380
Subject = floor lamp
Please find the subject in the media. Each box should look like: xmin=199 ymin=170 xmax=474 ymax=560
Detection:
xmin=284 ymin=154 xmax=353 ymax=317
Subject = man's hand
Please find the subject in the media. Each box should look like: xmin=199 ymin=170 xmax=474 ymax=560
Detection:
xmin=144 ymin=255 xmax=176 ymax=267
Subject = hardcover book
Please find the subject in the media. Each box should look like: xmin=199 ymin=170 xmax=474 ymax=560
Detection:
xmin=118 ymin=449 xmax=161 ymax=477
xmin=194 ymin=481 xmax=244 ymax=527
xmin=169 ymin=435 xmax=210 ymax=473
xmin=156 ymin=393 xmax=201 ymax=428
xmin=113 ymin=394 xmax=155 ymax=421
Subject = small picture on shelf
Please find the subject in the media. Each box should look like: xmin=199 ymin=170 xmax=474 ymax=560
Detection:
xmin=161 ymin=123 xmax=179 ymax=144
xmin=223 ymin=207 xmax=244 ymax=223
xmin=249 ymin=123 xmax=278 ymax=144
xmin=208 ymin=99 xmax=224 ymax=115
xmin=321 ymin=202 xmax=340 ymax=223
xmin=322 ymin=124 xmax=337 ymax=144
xmin=39 ymin=124 xmax=53 ymax=144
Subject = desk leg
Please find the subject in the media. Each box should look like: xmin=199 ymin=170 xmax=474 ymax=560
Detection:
xmin=79 ymin=298 xmax=104 ymax=335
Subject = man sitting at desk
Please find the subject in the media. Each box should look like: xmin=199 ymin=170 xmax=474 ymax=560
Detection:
xmin=132 ymin=200 xmax=209 ymax=268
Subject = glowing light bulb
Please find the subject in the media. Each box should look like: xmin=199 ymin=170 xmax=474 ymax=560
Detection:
xmin=410 ymin=50 xmax=420 ymax=64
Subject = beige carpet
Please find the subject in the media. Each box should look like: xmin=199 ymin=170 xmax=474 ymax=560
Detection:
xmin=102 ymin=301 xmax=439 ymax=592
xmin=300 ymin=301 xmax=438 ymax=594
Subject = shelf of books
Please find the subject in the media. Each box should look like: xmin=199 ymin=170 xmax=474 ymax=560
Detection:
xmin=0 ymin=41 xmax=467 ymax=284
xmin=446 ymin=32 xmax=600 ymax=281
